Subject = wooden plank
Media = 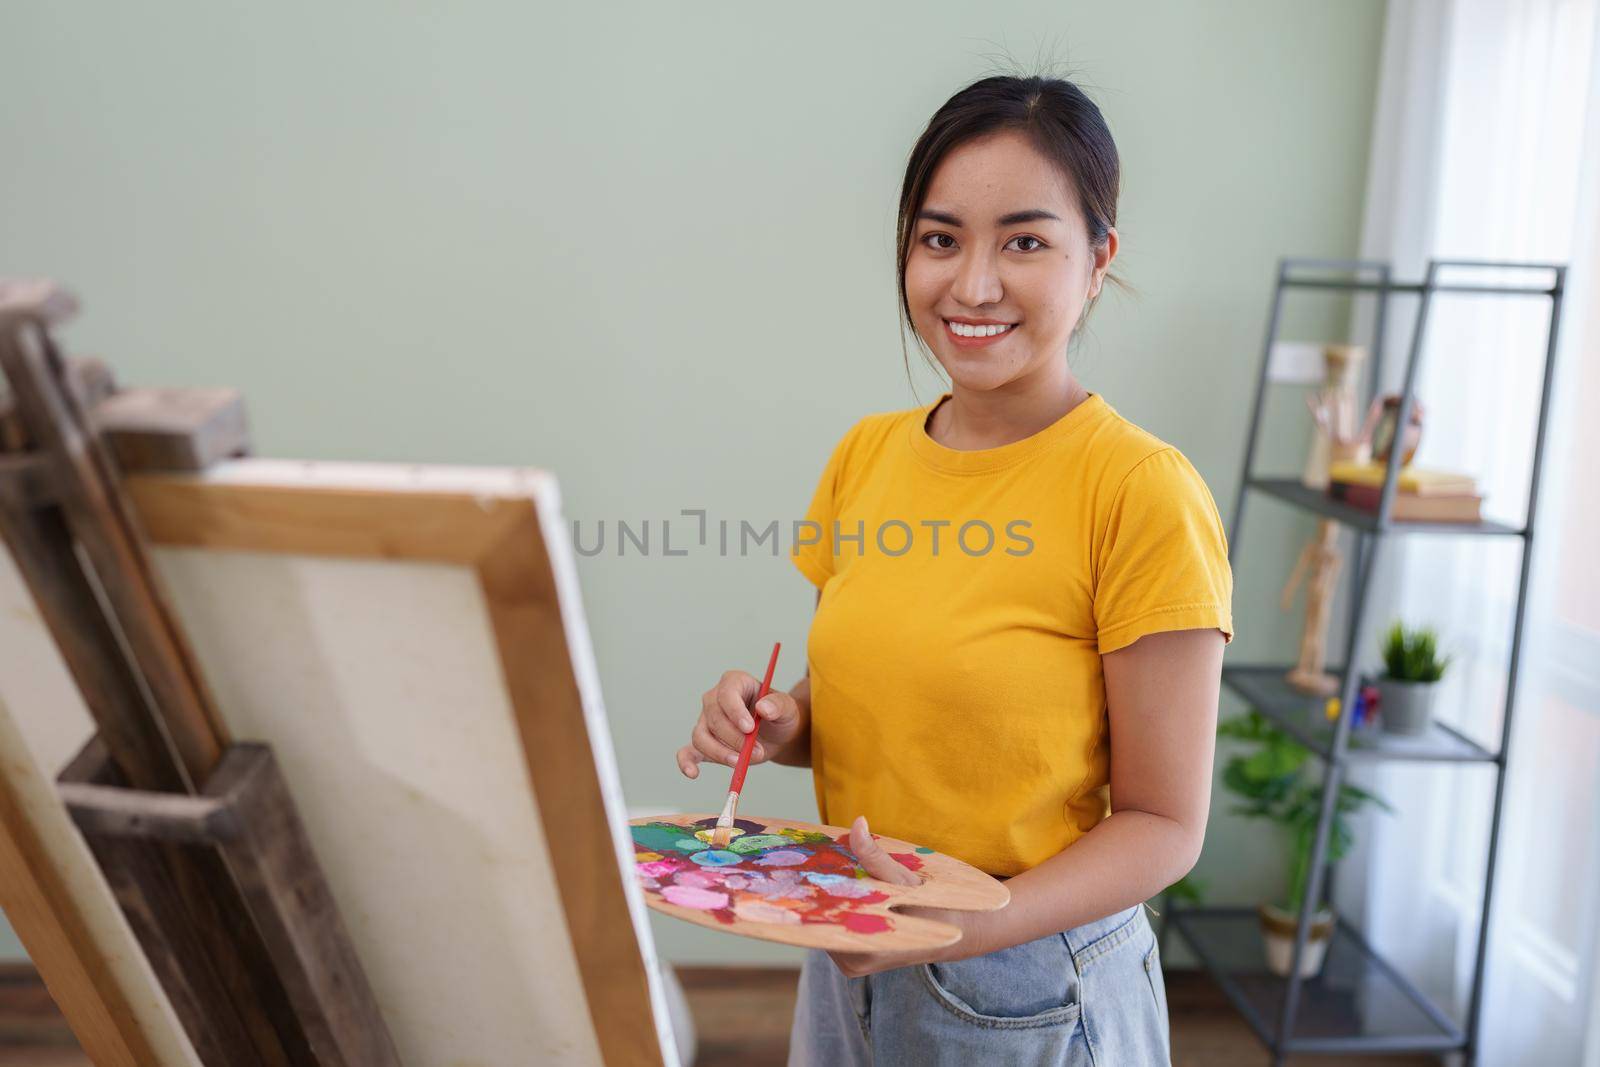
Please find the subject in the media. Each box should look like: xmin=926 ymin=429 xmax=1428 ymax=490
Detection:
xmin=1 ymin=354 xmax=114 ymax=454
xmin=0 ymin=323 xmax=227 ymax=785
xmin=55 ymin=782 xmax=231 ymax=846
xmin=479 ymin=504 xmax=668 ymax=1067
xmin=57 ymin=739 xmax=292 ymax=1067
xmin=93 ymin=388 xmax=250 ymax=473
xmin=205 ymin=746 xmax=402 ymax=1067
xmin=57 ymin=741 xmax=401 ymax=1067
xmin=125 ymin=476 xmax=528 ymax=564
xmin=0 ymin=454 xmax=55 ymax=511
xmin=0 ymin=498 xmax=189 ymax=794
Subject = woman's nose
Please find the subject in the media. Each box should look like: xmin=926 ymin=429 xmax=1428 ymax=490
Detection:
xmin=950 ymin=249 xmax=1003 ymax=308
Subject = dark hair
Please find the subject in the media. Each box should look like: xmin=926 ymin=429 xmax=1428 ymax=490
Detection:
xmin=896 ymin=75 xmax=1124 ymax=375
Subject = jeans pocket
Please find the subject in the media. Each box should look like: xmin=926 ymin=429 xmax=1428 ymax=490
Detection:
xmin=917 ymin=934 xmax=1083 ymax=1030
xmin=1143 ymin=939 xmax=1170 ymax=1027
xmin=1079 ymin=919 xmax=1171 ymax=1067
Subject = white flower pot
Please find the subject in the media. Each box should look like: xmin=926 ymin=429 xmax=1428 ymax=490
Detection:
xmin=1259 ymin=902 xmax=1334 ymax=978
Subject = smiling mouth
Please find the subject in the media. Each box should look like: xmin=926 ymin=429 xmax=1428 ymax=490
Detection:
xmin=944 ymin=319 xmax=1018 ymax=342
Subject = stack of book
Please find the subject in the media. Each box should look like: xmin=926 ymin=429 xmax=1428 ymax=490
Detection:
xmin=1327 ymin=461 xmax=1483 ymax=523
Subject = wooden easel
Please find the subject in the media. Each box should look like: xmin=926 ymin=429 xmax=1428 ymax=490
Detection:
xmin=0 ymin=281 xmax=398 ymax=1066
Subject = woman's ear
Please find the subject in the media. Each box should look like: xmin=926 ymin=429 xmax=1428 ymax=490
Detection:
xmin=1088 ymin=227 xmax=1120 ymax=300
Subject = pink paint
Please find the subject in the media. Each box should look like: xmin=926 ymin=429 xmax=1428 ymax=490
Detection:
xmin=673 ymin=869 xmax=722 ymax=890
xmin=636 ymin=859 xmax=686 ymax=878
xmin=661 ymin=885 xmax=730 ymax=911
xmin=753 ymin=849 xmax=808 ymax=867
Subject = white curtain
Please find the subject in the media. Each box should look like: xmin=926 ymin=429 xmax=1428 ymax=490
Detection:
xmin=1339 ymin=2 xmax=1600 ymax=1064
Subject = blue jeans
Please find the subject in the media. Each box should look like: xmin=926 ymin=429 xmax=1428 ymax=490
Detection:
xmin=788 ymin=904 xmax=1171 ymax=1066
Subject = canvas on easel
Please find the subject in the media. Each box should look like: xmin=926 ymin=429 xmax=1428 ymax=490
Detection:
xmin=0 ymin=458 xmax=679 ymax=1066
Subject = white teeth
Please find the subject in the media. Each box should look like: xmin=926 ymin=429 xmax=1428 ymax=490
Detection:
xmin=948 ymin=321 xmax=1012 ymax=338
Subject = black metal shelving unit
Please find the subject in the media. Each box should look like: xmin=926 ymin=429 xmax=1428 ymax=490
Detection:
xmin=1167 ymin=257 xmax=1567 ymax=1065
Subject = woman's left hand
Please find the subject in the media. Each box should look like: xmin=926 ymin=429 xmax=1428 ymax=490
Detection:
xmin=825 ymin=816 xmax=990 ymax=978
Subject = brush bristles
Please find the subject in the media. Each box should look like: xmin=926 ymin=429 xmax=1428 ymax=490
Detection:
xmin=709 ymin=791 xmax=739 ymax=850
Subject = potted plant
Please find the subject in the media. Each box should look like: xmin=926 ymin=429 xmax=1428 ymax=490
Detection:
xmin=1219 ymin=710 xmax=1392 ymax=977
xmin=1375 ymin=621 xmax=1451 ymax=736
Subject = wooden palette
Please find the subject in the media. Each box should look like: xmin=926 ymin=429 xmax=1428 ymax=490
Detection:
xmin=628 ymin=813 xmax=1009 ymax=952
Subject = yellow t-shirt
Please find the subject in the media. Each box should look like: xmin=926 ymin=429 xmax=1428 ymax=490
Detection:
xmin=790 ymin=392 xmax=1233 ymax=877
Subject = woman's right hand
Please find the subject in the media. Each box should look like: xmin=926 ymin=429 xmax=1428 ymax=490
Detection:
xmin=675 ymin=669 xmax=805 ymax=779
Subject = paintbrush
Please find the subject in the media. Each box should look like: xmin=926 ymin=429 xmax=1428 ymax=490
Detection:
xmin=709 ymin=641 xmax=781 ymax=849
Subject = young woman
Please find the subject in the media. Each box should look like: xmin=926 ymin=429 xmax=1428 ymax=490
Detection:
xmin=676 ymin=75 xmax=1232 ymax=1066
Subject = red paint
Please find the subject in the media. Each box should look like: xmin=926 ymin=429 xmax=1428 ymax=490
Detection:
xmin=893 ymin=852 xmax=925 ymax=873
xmin=842 ymin=912 xmax=892 ymax=934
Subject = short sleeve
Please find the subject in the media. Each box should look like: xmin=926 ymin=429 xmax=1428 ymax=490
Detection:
xmin=1094 ymin=448 xmax=1234 ymax=655
xmin=790 ymin=424 xmax=856 ymax=589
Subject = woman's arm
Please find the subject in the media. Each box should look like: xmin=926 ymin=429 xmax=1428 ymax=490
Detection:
xmin=831 ymin=626 xmax=1222 ymax=975
xmin=978 ymin=627 xmax=1222 ymax=948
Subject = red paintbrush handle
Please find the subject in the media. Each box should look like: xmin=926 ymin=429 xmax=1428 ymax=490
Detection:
xmin=729 ymin=641 xmax=781 ymax=796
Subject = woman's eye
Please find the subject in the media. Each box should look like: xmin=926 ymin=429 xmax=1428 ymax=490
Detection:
xmin=921 ymin=233 xmax=957 ymax=250
xmin=1007 ymin=235 xmax=1045 ymax=252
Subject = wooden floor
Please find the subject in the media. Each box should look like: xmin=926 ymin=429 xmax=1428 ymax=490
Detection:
xmin=2 ymin=963 xmax=1438 ymax=1066
xmin=0 ymin=966 xmax=92 ymax=1067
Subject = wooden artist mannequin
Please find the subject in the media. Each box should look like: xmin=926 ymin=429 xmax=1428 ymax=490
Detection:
xmin=1282 ymin=519 xmax=1343 ymax=696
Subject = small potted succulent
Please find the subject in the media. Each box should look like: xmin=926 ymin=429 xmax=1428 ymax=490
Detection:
xmin=1375 ymin=622 xmax=1451 ymax=736
xmin=1219 ymin=710 xmax=1391 ymax=977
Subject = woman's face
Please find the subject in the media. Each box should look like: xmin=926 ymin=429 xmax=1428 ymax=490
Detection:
xmin=904 ymin=130 xmax=1118 ymax=394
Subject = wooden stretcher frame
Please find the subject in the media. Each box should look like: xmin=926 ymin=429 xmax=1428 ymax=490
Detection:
xmin=0 ymin=458 xmax=677 ymax=1066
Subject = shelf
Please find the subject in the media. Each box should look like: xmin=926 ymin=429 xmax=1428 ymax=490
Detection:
xmin=1169 ymin=907 xmax=1466 ymax=1055
xmin=1281 ymin=278 xmax=1558 ymax=296
xmin=1248 ymin=479 xmax=1526 ymax=538
xmin=1216 ymin=256 xmax=1562 ymax=1062
xmin=1223 ymin=665 xmax=1499 ymax=764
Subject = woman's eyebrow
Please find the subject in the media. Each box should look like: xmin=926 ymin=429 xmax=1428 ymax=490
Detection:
xmin=916 ymin=208 xmax=1062 ymax=226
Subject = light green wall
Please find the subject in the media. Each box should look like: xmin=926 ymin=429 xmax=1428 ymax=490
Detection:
xmin=0 ymin=911 xmax=24 ymax=960
xmin=0 ymin=1 xmax=1385 ymax=965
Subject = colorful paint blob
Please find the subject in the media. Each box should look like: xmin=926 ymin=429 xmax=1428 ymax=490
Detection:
xmin=661 ymin=885 xmax=730 ymax=910
xmin=630 ymin=817 xmax=926 ymax=936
